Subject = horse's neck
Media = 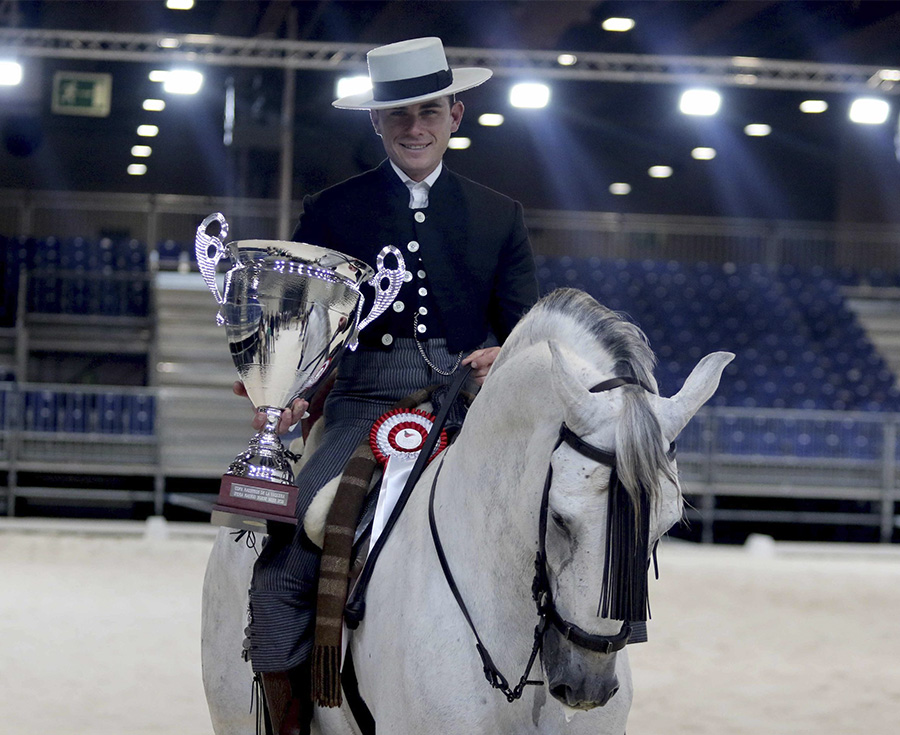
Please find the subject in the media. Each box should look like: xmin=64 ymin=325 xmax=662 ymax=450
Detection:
xmin=434 ymin=349 xmax=561 ymax=607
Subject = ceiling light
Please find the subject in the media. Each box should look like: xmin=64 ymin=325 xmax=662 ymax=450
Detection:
xmin=478 ymin=113 xmax=504 ymax=127
xmin=163 ymin=69 xmax=203 ymax=95
xmin=691 ymin=147 xmax=717 ymax=160
xmin=878 ymin=69 xmax=900 ymax=82
xmin=157 ymin=38 xmax=181 ymax=49
xmin=447 ymin=137 xmax=471 ymax=150
xmin=602 ymin=17 xmax=635 ymax=32
xmin=609 ymin=183 xmax=631 ymax=195
xmin=166 ymin=0 xmax=195 ymax=9
xmin=849 ymin=97 xmax=890 ymax=125
xmin=336 ymin=75 xmax=371 ymax=99
xmin=131 ymin=145 xmax=152 ymax=157
xmin=510 ymin=83 xmax=550 ymax=109
xmin=149 ymin=70 xmax=169 ymax=83
xmin=800 ymin=100 xmax=828 ymax=114
xmin=0 ymin=60 xmax=23 ymax=86
xmin=648 ymin=166 xmax=673 ymax=179
xmin=137 ymin=125 xmax=159 ymax=137
xmin=744 ymin=123 xmax=772 ymax=137
xmin=127 ymin=163 xmax=147 ymax=175
xmin=557 ymin=54 xmax=577 ymax=66
xmin=679 ymin=89 xmax=721 ymax=116
xmin=143 ymin=99 xmax=166 ymax=111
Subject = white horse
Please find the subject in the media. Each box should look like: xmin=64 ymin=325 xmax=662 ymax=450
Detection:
xmin=202 ymin=288 xmax=733 ymax=735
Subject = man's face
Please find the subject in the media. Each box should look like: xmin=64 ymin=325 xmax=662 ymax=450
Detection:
xmin=370 ymin=97 xmax=464 ymax=182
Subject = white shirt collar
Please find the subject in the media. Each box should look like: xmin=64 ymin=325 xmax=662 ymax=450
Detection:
xmin=390 ymin=161 xmax=443 ymax=208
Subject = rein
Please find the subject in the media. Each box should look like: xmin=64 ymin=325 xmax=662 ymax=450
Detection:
xmin=428 ymin=375 xmax=673 ymax=702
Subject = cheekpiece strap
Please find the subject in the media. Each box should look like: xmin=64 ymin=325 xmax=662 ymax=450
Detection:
xmin=372 ymin=69 xmax=453 ymax=102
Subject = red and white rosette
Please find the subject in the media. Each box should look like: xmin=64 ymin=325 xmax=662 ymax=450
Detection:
xmin=369 ymin=408 xmax=448 ymax=466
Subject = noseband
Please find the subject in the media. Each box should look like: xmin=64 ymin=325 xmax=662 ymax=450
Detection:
xmin=428 ymin=375 xmax=675 ymax=702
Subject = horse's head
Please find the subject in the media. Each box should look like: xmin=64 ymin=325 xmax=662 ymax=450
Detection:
xmin=537 ymin=333 xmax=733 ymax=711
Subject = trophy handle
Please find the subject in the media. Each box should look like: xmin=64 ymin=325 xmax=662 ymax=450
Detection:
xmin=348 ymin=245 xmax=406 ymax=351
xmin=195 ymin=213 xmax=233 ymax=320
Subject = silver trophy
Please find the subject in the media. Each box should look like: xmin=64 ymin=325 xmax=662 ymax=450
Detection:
xmin=195 ymin=212 xmax=406 ymax=532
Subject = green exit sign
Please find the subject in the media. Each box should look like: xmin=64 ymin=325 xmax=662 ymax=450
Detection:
xmin=51 ymin=71 xmax=112 ymax=118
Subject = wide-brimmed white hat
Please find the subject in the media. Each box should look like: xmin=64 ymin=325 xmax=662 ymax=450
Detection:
xmin=333 ymin=37 xmax=492 ymax=110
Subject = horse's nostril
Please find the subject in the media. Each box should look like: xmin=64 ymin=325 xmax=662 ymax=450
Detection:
xmin=597 ymin=684 xmax=619 ymax=706
xmin=549 ymin=684 xmax=569 ymax=702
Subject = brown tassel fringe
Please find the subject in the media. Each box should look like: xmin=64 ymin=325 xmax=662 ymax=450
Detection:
xmin=312 ymin=643 xmax=343 ymax=708
xmin=311 ymin=446 xmax=375 ymax=707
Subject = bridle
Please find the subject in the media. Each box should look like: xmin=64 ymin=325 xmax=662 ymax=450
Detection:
xmin=428 ymin=375 xmax=675 ymax=702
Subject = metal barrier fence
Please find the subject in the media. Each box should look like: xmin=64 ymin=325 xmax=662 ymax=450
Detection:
xmin=676 ymin=406 xmax=899 ymax=542
xmin=1 ymin=382 xmax=163 ymax=514
xmin=1 ymin=379 xmax=898 ymax=541
xmin=3 ymin=188 xmax=900 ymax=273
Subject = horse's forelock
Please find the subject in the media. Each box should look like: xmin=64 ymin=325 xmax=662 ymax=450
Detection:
xmin=616 ymin=387 xmax=676 ymax=507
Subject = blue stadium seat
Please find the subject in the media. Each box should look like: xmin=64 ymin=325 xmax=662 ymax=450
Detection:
xmin=25 ymin=390 xmax=57 ymax=432
xmin=126 ymin=395 xmax=156 ymax=434
xmin=96 ymin=393 xmax=124 ymax=434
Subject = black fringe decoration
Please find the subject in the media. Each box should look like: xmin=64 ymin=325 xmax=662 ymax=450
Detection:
xmin=598 ymin=467 xmax=652 ymax=622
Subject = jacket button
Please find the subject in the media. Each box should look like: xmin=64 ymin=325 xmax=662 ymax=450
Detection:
xmin=414 ymin=212 xmax=425 ymax=223
xmin=418 ymin=287 xmax=427 ymax=297
xmin=403 ymin=271 xmax=413 ymax=282
xmin=382 ymin=334 xmax=393 ymax=346
xmin=417 ymin=269 xmax=426 ymax=279
xmin=417 ymin=323 xmax=427 ymax=334
xmin=407 ymin=241 xmax=419 ymax=252
xmin=392 ymin=301 xmax=405 ymax=312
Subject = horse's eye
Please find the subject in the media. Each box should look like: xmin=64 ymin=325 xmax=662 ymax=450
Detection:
xmin=550 ymin=511 xmax=571 ymax=537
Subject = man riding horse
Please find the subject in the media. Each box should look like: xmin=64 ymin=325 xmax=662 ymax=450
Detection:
xmin=233 ymin=36 xmax=539 ymax=734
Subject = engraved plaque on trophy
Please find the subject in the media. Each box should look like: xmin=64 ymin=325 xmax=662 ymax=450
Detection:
xmin=195 ymin=212 xmax=406 ymax=533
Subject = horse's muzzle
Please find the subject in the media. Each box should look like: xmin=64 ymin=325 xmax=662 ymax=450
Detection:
xmin=542 ymin=626 xmax=621 ymax=709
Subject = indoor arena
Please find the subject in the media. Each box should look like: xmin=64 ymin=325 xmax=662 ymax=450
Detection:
xmin=2 ymin=2 xmax=899 ymax=734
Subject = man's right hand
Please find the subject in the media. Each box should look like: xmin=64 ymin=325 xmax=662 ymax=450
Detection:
xmin=233 ymin=381 xmax=309 ymax=434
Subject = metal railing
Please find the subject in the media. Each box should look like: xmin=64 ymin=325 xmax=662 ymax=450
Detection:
xmin=1 ymin=381 xmax=164 ymax=515
xmin=4 ymin=188 xmax=900 ymax=274
xmin=676 ymin=406 xmax=900 ymax=542
xmin=1 ymin=379 xmax=898 ymax=540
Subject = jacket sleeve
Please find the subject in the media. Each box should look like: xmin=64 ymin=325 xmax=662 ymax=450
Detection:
xmin=489 ymin=200 xmax=539 ymax=344
xmin=291 ymin=193 xmax=328 ymax=245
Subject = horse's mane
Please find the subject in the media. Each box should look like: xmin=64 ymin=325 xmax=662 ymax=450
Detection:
xmin=497 ymin=288 xmax=675 ymax=503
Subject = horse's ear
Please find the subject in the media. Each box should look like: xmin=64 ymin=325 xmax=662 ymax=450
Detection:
xmin=655 ymin=351 xmax=734 ymax=441
xmin=549 ymin=340 xmax=592 ymax=428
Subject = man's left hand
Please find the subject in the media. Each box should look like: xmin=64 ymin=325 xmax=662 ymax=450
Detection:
xmin=462 ymin=346 xmax=501 ymax=385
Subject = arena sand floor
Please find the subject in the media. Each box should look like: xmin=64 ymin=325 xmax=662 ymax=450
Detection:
xmin=1 ymin=520 xmax=897 ymax=735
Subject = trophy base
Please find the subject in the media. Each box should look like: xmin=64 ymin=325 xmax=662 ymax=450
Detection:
xmin=210 ymin=474 xmax=299 ymax=534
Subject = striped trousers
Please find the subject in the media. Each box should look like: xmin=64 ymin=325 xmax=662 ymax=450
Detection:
xmin=246 ymin=338 xmax=463 ymax=673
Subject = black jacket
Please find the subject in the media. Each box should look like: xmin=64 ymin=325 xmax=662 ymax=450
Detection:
xmin=292 ymin=160 xmax=538 ymax=353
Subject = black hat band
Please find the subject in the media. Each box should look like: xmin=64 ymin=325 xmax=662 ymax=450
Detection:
xmin=372 ymin=68 xmax=453 ymax=103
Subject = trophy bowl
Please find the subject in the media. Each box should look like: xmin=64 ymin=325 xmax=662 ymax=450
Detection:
xmin=195 ymin=212 xmax=406 ymax=532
